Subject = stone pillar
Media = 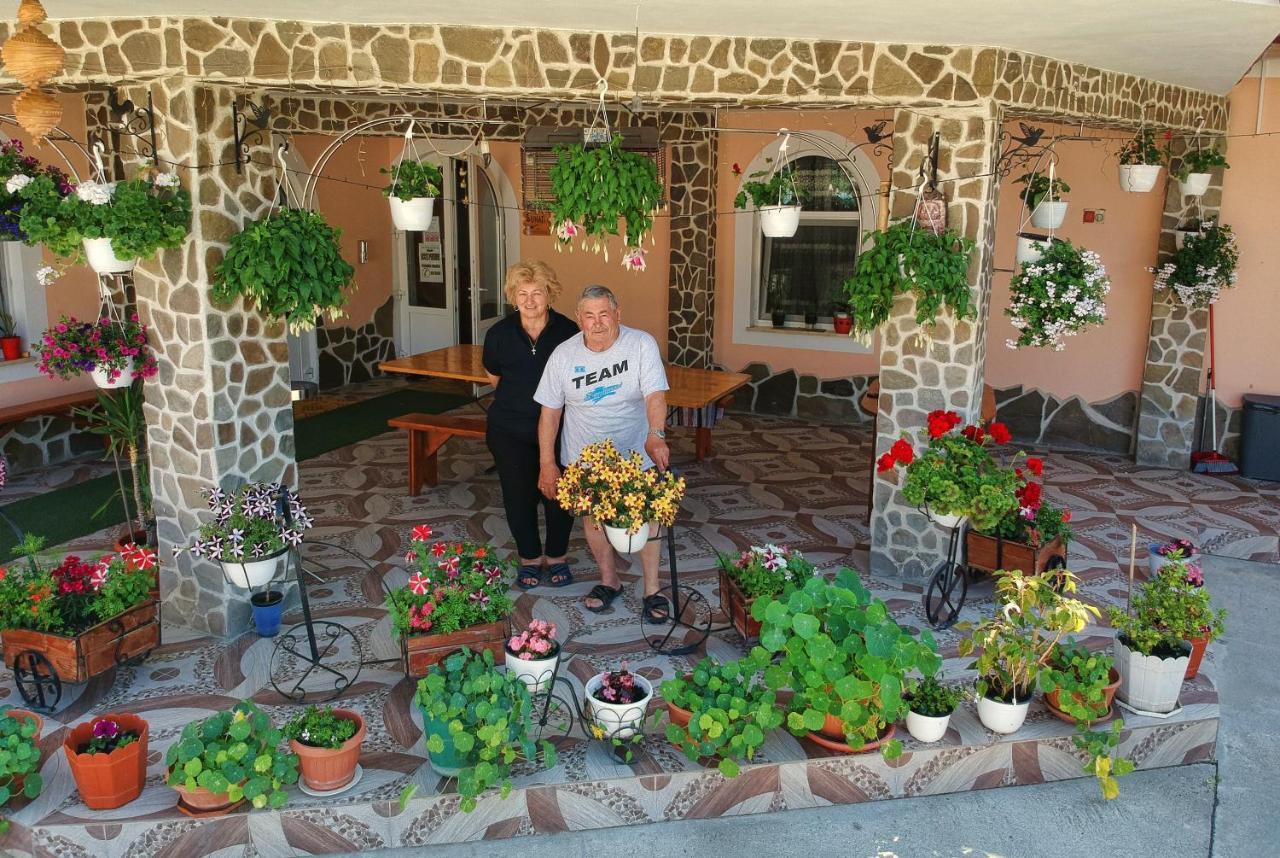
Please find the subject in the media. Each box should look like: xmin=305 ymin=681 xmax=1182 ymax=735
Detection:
xmin=664 ymin=113 xmax=716 ymax=368
xmin=869 ymin=104 xmax=1003 ymax=578
xmin=1134 ymin=137 xmax=1226 ymax=468
xmin=126 ymin=79 xmax=298 ymax=636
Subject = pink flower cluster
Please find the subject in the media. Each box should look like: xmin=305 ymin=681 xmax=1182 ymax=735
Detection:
xmin=507 ymin=618 xmax=557 ymax=661
xmin=37 ymin=314 xmax=158 ymax=383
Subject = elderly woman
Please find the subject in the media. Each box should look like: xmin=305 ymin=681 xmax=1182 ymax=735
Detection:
xmin=483 ymin=261 xmax=580 ymax=589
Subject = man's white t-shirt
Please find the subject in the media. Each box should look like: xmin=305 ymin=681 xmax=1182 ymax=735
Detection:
xmin=534 ymin=325 xmax=670 ymax=469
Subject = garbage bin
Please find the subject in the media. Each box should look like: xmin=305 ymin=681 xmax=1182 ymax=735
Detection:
xmin=1240 ymin=394 xmax=1280 ymax=482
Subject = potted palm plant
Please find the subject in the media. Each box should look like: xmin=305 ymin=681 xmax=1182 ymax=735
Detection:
xmin=382 ymin=159 xmax=443 ymax=231
xmin=903 ymin=674 xmax=962 ymax=743
xmin=63 ymin=714 xmax=148 ymax=809
xmin=734 ymin=160 xmax=805 ymax=238
xmin=1015 ymin=170 xmax=1070 ymax=229
xmin=1117 ymin=129 xmax=1167 ymax=193
xmin=1174 ymin=145 xmax=1228 ymax=197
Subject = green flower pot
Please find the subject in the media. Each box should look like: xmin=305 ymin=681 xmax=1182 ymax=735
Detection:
xmin=422 ymin=714 xmax=465 ymax=777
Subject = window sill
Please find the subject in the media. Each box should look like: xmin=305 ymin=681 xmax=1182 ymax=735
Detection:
xmin=736 ymin=324 xmax=874 ymax=353
xmin=0 ymin=356 xmax=39 ymax=383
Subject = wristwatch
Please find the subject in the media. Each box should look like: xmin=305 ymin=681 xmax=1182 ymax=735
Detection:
xmin=649 ymin=428 xmax=666 ymax=439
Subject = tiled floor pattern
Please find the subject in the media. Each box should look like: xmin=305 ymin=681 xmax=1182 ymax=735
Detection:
xmin=0 ymin=404 xmax=1270 ymax=856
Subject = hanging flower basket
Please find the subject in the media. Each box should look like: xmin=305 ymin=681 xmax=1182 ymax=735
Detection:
xmin=734 ymin=157 xmax=805 ymax=239
xmin=82 ymin=237 xmax=136 ymax=275
xmin=388 ymin=196 xmax=435 ymax=231
xmin=1006 ymin=239 xmax=1110 ymax=351
xmin=382 ymin=158 xmax=443 ymax=232
xmin=1174 ymin=145 xmax=1228 ymax=199
xmin=37 ymin=314 xmax=158 ymax=387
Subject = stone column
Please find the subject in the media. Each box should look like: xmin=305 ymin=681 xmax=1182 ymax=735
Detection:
xmin=1134 ymin=136 xmax=1226 ymax=468
xmin=663 ymin=113 xmax=717 ymax=368
xmin=869 ymin=104 xmax=1003 ymax=578
xmin=126 ymin=79 xmax=297 ymax=636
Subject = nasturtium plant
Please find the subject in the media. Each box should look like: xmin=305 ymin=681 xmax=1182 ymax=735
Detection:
xmin=164 ymin=700 xmax=298 ymax=810
xmin=1039 ymin=638 xmax=1114 ymax=722
xmin=549 ymin=134 xmax=663 ymax=258
xmin=0 ymin=709 xmax=42 ymax=833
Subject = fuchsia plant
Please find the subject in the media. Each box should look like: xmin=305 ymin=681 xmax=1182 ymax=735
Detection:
xmin=506 ymin=618 xmax=559 ymax=661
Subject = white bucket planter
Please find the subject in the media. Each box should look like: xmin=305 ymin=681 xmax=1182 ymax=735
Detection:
xmin=1118 ymin=164 xmax=1162 ymax=193
xmin=505 ymin=647 xmax=560 ymax=693
xmin=1178 ymin=173 xmax=1212 ymax=197
xmin=759 ymin=205 xmax=801 ymax=238
xmin=605 ymin=522 xmax=654 ymax=554
xmin=1113 ymin=636 xmax=1189 ymax=714
xmin=1147 ymin=545 xmax=1197 ymax=577
xmin=91 ymin=364 xmax=136 ymax=389
xmin=1015 ymin=233 xmax=1049 ymax=266
xmin=924 ymin=509 xmax=965 ymax=530
xmin=1174 ymin=228 xmax=1203 ymax=251
xmin=905 ymin=710 xmax=952 ymax=743
xmin=389 ymin=196 xmax=436 ymax=231
xmin=83 ymin=237 xmax=138 ymax=275
xmin=1030 ymin=200 xmax=1068 ymax=230
xmin=220 ymin=549 xmax=287 ymax=589
xmin=585 ymin=673 xmax=652 ymax=739
xmin=976 ymin=693 xmax=1031 ymax=734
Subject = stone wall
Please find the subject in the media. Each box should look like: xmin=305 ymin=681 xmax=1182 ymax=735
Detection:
xmin=0 ymin=415 xmax=103 ymax=473
xmin=316 ymin=297 xmax=396 ymax=389
xmin=995 ymin=386 xmax=1138 ymax=454
xmin=726 ymin=362 xmax=876 ymax=423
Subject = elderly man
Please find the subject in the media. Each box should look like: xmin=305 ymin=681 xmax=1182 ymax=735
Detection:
xmin=534 ymin=285 xmax=672 ymax=622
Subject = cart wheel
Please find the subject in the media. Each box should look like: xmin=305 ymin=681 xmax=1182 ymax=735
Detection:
xmin=12 ymin=650 xmax=62 ymax=712
xmin=1045 ymin=554 xmax=1068 ymax=592
xmin=641 ymin=583 xmax=713 ymax=656
xmin=924 ymin=562 xmax=968 ymax=630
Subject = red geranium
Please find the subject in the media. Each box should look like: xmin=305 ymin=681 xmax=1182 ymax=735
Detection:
xmin=876 ymin=452 xmax=896 ymax=473
xmin=988 ymin=422 xmax=1012 ymax=445
xmin=889 ymin=438 xmax=914 ymax=465
xmin=926 ymin=410 xmax=963 ymax=439
xmin=1026 ymin=457 xmax=1044 ymax=476
xmin=961 ymin=425 xmax=986 ymax=445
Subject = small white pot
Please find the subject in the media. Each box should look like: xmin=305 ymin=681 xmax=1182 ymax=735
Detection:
xmin=220 ymin=549 xmax=287 ymax=589
xmin=1147 ymin=545 xmax=1197 ymax=577
xmin=585 ymin=673 xmax=652 ymax=739
xmin=1015 ymin=233 xmax=1049 ymax=266
xmin=389 ymin=196 xmax=436 ymax=231
xmin=1029 ymin=200 xmax=1068 ymax=230
xmin=91 ymin=364 xmax=136 ymax=389
xmin=83 ymin=237 xmax=137 ymax=275
xmin=1113 ymin=636 xmax=1189 ymax=714
xmin=976 ymin=693 xmax=1031 ymax=734
xmin=1118 ymin=164 xmax=1162 ymax=193
xmin=925 ymin=509 xmax=965 ymax=530
xmin=505 ymin=647 xmax=560 ymax=693
xmin=759 ymin=205 xmax=801 ymax=238
xmin=1178 ymin=173 xmax=1211 ymax=197
xmin=905 ymin=710 xmax=951 ymax=743
xmin=605 ymin=522 xmax=654 ymax=554
xmin=1174 ymin=228 xmax=1202 ymax=251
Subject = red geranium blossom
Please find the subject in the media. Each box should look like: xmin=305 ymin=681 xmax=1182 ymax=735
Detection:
xmin=876 ymin=452 xmax=896 ymax=473
xmin=926 ymin=410 xmax=963 ymax=439
xmin=961 ymin=425 xmax=986 ymax=445
xmin=890 ymin=438 xmax=914 ymax=465
xmin=1025 ymin=457 xmax=1044 ymax=476
xmin=988 ymin=422 xmax=1012 ymax=445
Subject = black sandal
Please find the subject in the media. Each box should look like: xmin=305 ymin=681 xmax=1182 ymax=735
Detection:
xmin=583 ymin=584 xmax=622 ymax=613
xmin=643 ymin=593 xmax=670 ymax=624
xmin=516 ymin=564 xmax=546 ymax=590
xmin=546 ymin=562 xmax=574 ymax=587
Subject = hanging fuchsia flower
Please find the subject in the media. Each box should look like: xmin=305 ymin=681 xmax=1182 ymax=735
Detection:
xmin=621 ymin=247 xmax=647 ymax=272
xmin=554 ymin=219 xmax=581 ymax=243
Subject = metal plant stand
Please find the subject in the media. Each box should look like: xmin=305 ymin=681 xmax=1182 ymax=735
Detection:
xmin=641 ymin=522 xmax=728 ymax=656
xmin=923 ymin=521 xmax=968 ymax=630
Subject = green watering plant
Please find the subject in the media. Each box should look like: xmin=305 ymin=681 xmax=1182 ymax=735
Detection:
xmin=164 ymin=700 xmax=298 ymax=809
xmin=733 ymin=162 xmax=804 ymax=209
xmin=414 ymin=648 xmax=555 ymax=813
xmin=212 ymin=208 xmax=354 ymax=332
xmin=1040 ymin=639 xmax=1114 ymax=722
xmin=382 ymin=159 xmax=444 ymax=200
xmin=716 ymin=544 xmax=815 ymax=601
xmin=549 ymin=135 xmax=663 ymax=257
xmin=283 ymin=706 xmax=359 ymax=749
xmin=1117 ymin=129 xmax=1168 ymax=166
xmin=903 ymin=674 xmax=961 ymax=718
xmin=0 ymin=710 xmax=42 ymax=833
xmin=842 ymin=220 xmax=976 ymax=335
xmin=1175 ymin=145 xmax=1229 ymax=181
xmin=754 ymin=569 xmax=941 ymax=758
xmin=1108 ymin=556 xmax=1226 ymax=656
xmin=1014 ymin=171 xmax=1070 ymax=209
xmin=660 ymin=649 xmax=783 ymax=777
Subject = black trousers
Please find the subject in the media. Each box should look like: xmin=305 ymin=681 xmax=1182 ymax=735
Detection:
xmin=486 ymin=428 xmax=573 ymax=561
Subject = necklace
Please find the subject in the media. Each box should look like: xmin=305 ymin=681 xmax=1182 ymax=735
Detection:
xmin=523 ymin=319 xmax=546 ymax=355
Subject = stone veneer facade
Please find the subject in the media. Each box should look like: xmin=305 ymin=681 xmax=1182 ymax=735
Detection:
xmin=316 ymin=297 xmax=396 ymax=389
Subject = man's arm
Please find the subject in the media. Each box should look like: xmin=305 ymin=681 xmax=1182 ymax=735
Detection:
xmin=643 ymin=390 xmax=670 ymax=471
xmin=537 ymin=405 xmax=564 ymax=499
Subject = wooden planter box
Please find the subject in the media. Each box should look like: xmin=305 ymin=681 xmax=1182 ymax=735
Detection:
xmin=1 ymin=599 xmax=159 ymax=683
xmin=965 ymin=532 xmax=1065 ymax=575
xmin=718 ymin=568 xmax=763 ymax=644
xmin=401 ymin=619 xmax=509 ymax=677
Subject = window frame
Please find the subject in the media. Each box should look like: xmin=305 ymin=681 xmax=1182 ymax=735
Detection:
xmin=756 ymin=209 xmax=863 ymax=326
xmin=0 ymin=241 xmax=49 ymax=383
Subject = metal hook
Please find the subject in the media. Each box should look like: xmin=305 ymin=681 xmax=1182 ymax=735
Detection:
xmin=91 ymin=140 xmax=107 ymax=183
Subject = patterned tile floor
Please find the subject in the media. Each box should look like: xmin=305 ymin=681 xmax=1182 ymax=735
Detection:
xmin=0 ymin=397 xmax=1272 ymax=856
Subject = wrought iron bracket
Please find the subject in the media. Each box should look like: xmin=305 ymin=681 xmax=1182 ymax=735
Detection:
xmin=848 ymin=118 xmax=895 ymax=161
xmin=233 ymin=99 xmax=272 ymax=174
xmin=106 ymin=89 xmax=159 ymax=162
xmin=996 ymin=122 xmax=1050 ymax=178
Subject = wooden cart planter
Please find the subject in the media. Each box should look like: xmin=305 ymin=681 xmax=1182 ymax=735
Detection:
xmin=924 ymin=529 xmax=1068 ymax=630
xmin=717 ymin=568 xmax=764 ymax=644
xmin=1 ymin=599 xmax=160 ymax=712
xmin=400 ymin=618 xmax=508 ymax=678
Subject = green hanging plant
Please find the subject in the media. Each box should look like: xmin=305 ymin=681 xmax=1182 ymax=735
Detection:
xmin=548 ymin=135 xmax=663 ymax=261
xmin=212 ymin=208 xmax=354 ymax=332
xmin=842 ymin=220 xmax=976 ymax=334
xmin=381 ymin=159 xmax=444 ymax=200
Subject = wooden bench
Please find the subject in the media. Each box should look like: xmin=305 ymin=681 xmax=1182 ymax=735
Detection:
xmin=0 ymin=389 xmax=100 ymax=432
xmin=388 ymin=413 xmax=487 ymax=496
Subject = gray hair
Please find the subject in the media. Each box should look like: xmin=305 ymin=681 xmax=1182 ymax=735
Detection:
xmin=578 ymin=284 xmax=619 ymax=310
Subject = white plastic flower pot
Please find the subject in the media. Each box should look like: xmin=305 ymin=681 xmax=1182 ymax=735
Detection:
xmin=1015 ymin=233 xmax=1049 ymax=266
xmin=1148 ymin=545 xmax=1197 ymax=576
xmin=759 ymin=205 xmax=801 ymax=238
xmin=1029 ymin=200 xmax=1068 ymax=230
xmin=1118 ymin=164 xmax=1162 ymax=193
xmin=389 ymin=196 xmax=436 ymax=231
xmin=505 ymin=648 xmax=560 ymax=693
xmin=220 ymin=549 xmax=287 ymax=589
xmin=924 ymin=509 xmax=965 ymax=529
xmin=605 ymin=523 xmax=654 ymax=554
xmin=83 ymin=237 xmax=137 ymax=275
xmin=1113 ymin=636 xmax=1190 ymax=714
xmin=91 ymin=364 xmax=136 ymax=389
xmin=585 ymin=673 xmax=652 ymax=739
xmin=1178 ymin=173 xmax=1211 ymax=197
xmin=905 ymin=710 xmax=951 ymax=743
xmin=1174 ymin=228 xmax=1202 ymax=251
xmin=976 ymin=693 xmax=1031 ymax=734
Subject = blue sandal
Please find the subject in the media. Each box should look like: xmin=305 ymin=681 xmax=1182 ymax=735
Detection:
xmin=516 ymin=564 xmax=546 ymax=590
xmin=546 ymin=562 xmax=574 ymax=587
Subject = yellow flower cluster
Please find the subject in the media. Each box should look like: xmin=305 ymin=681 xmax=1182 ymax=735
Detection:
xmin=556 ymin=440 xmax=686 ymax=534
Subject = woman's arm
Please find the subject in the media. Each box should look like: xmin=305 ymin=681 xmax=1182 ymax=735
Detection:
xmin=485 ymin=372 xmax=499 ymax=386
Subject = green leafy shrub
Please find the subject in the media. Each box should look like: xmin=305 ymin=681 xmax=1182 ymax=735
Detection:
xmin=0 ymin=709 xmax=42 ymax=832
xmin=283 ymin=706 xmax=359 ymax=749
xmin=1109 ymin=556 xmax=1226 ymax=656
xmin=382 ymin=159 xmax=443 ymax=200
xmin=549 ymin=135 xmax=663 ymax=255
xmin=164 ymin=700 xmax=298 ymax=809
xmin=904 ymin=674 xmax=961 ymax=718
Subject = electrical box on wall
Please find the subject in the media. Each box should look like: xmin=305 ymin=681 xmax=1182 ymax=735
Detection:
xmin=1084 ymin=208 xmax=1106 ymax=223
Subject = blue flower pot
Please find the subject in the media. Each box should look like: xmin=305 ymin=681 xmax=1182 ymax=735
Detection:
xmin=250 ymin=590 xmax=284 ymax=637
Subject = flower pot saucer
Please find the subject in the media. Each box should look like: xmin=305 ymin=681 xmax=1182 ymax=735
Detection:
xmin=1116 ymin=699 xmax=1184 ymax=720
xmin=298 ymin=764 xmax=363 ymax=798
xmin=1042 ymin=697 xmax=1115 ymax=726
xmin=804 ymin=723 xmax=896 ymax=755
xmin=175 ymin=797 xmax=246 ymax=818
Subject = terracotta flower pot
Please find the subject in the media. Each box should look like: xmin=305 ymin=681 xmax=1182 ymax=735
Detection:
xmin=173 ymin=783 xmax=243 ymax=815
xmin=807 ymin=714 xmax=896 ymax=754
xmin=1185 ymin=635 xmax=1210 ymax=679
xmin=63 ymin=713 xmax=149 ymax=809
xmin=290 ymin=709 xmax=365 ymax=792
xmin=1044 ymin=668 xmax=1121 ymax=724
xmin=6 ymin=708 xmax=43 ymax=738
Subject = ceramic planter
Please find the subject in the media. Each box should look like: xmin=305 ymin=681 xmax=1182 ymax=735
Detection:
xmin=832 ymin=313 xmax=853 ymax=335
xmin=1118 ymin=164 xmax=1162 ymax=193
xmin=220 ymin=548 xmax=287 ymax=589
xmin=6 ymin=708 xmax=42 ymax=737
xmin=1030 ymin=200 xmax=1068 ymax=230
xmin=905 ymin=709 xmax=951 ymax=743
xmin=1015 ymin=232 xmax=1049 ymax=266
xmin=250 ymin=590 xmax=284 ymax=637
xmin=759 ymin=204 xmax=801 ymax=238
xmin=976 ymin=693 xmax=1031 ymax=734
xmin=291 ymin=709 xmax=365 ymax=792
xmin=1185 ymin=635 xmax=1210 ymax=679
xmin=173 ymin=783 xmax=243 ymax=816
xmin=421 ymin=714 xmax=465 ymax=777
xmin=1179 ymin=173 xmax=1212 ymax=197
xmin=389 ymin=196 xmax=436 ymax=231
xmin=83 ymin=237 xmax=137 ymax=275
xmin=91 ymin=364 xmax=136 ymax=389
xmin=504 ymin=645 xmax=560 ymax=693
xmin=0 ymin=335 xmax=20 ymax=360
xmin=1113 ymin=636 xmax=1190 ymax=714
xmin=63 ymin=713 xmax=149 ymax=809
xmin=1044 ymin=667 xmax=1121 ymax=724
xmin=585 ymin=673 xmax=652 ymax=739
xmin=605 ymin=522 xmax=653 ymax=555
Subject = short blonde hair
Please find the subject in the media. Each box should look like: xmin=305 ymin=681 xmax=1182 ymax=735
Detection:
xmin=503 ymin=260 xmax=562 ymax=306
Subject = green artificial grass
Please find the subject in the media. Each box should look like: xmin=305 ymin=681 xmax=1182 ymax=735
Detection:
xmin=0 ymin=386 xmax=472 ymax=559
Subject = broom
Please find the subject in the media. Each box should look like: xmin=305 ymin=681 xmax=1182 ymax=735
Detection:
xmin=1191 ymin=304 xmax=1238 ymax=474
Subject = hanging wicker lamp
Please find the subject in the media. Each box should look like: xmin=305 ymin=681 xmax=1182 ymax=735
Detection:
xmin=16 ymin=0 xmax=45 ymax=27
xmin=2 ymin=24 xmax=63 ymax=89
xmin=14 ymin=86 xmax=60 ymax=141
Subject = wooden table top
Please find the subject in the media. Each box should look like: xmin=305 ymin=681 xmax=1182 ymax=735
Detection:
xmin=380 ymin=344 xmax=751 ymax=408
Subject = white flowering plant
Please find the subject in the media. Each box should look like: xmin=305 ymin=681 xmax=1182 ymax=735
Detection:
xmin=1006 ymin=239 xmax=1110 ymax=351
xmin=1153 ymin=221 xmax=1238 ymax=309
xmin=65 ymin=164 xmax=191 ymax=263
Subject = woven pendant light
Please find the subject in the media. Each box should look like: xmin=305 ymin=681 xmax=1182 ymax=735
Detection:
xmin=2 ymin=25 xmax=63 ymax=89
xmin=14 ymin=86 xmax=60 ymax=141
xmin=16 ymin=0 xmax=45 ymax=26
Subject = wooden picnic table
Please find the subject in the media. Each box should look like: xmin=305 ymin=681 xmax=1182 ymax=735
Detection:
xmin=380 ymin=344 xmax=750 ymax=461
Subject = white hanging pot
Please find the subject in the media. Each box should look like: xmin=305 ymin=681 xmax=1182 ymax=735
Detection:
xmin=1029 ymin=200 xmax=1068 ymax=230
xmin=605 ymin=523 xmax=653 ymax=554
xmin=1174 ymin=227 xmax=1203 ymax=251
xmin=1178 ymin=173 xmax=1212 ymax=197
xmin=220 ymin=548 xmax=287 ymax=589
xmin=389 ymin=196 xmax=436 ymax=231
xmin=1118 ymin=164 xmax=1162 ymax=193
xmin=976 ymin=692 xmax=1031 ymax=734
xmin=1015 ymin=232 xmax=1049 ymax=266
xmin=585 ymin=673 xmax=652 ymax=739
xmin=505 ymin=647 xmax=560 ymax=693
xmin=1113 ymin=636 xmax=1190 ymax=714
xmin=905 ymin=710 xmax=951 ymax=743
xmin=83 ymin=237 xmax=137 ymax=275
xmin=91 ymin=364 xmax=136 ymax=389
xmin=759 ymin=205 xmax=801 ymax=238
xmin=924 ymin=509 xmax=965 ymax=529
